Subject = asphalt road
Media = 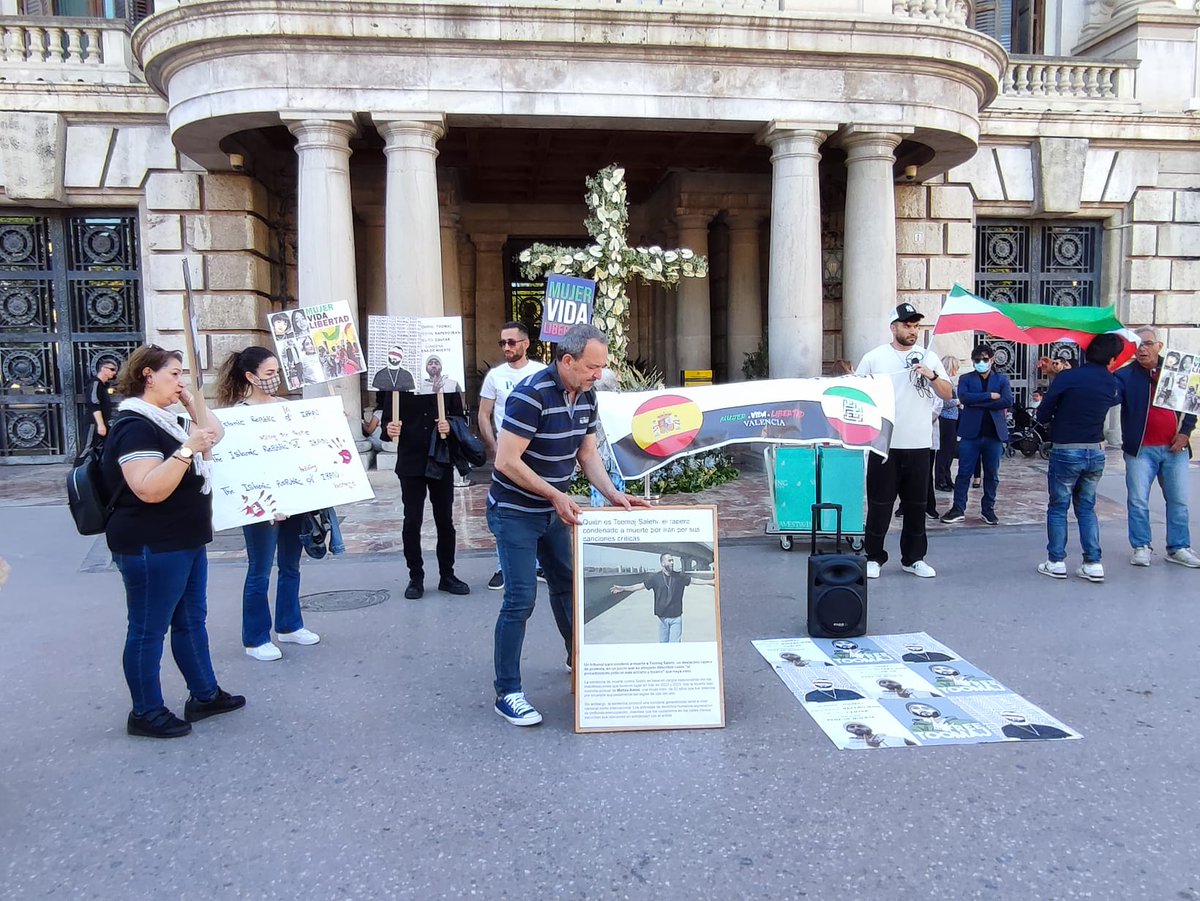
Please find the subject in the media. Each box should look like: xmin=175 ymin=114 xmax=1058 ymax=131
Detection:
xmin=1 ymin=469 xmax=1198 ymax=900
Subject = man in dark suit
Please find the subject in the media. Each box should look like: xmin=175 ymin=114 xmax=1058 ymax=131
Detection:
xmin=942 ymin=343 xmax=1013 ymax=526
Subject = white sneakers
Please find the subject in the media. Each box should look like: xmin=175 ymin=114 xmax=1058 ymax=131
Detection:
xmin=1076 ymin=563 xmax=1105 ymax=582
xmin=866 ymin=560 xmax=935 ymax=578
xmin=1130 ymin=546 xmax=1200 ymax=568
xmin=246 ymin=628 xmax=321 ymax=661
xmin=1037 ymin=561 xmax=1066 ymax=579
xmin=278 ymin=628 xmax=321 ymax=645
xmin=246 ymin=642 xmax=282 ymax=661
xmin=1166 ymin=547 xmax=1200 ymax=568
xmin=901 ymin=560 xmax=936 ymax=578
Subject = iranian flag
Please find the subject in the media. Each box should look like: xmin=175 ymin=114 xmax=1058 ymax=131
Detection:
xmin=934 ymin=285 xmax=1137 ymax=369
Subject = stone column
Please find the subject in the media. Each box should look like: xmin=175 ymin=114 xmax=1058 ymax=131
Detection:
xmin=725 ymin=211 xmax=764 ymax=382
xmin=440 ymin=210 xmax=462 ymax=316
xmin=673 ymin=211 xmax=713 ymax=375
xmin=841 ymin=128 xmax=905 ymax=367
xmin=284 ymin=114 xmax=358 ymax=306
xmin=758 ymin=123 xmax=832 ymax=378
xmin=472 ymin=234 xmax=508 ymax=372
xmin=283 ymin=113 xmax=360 ymax=416
xmin=376 ymin=115 xmax=446 ymax=318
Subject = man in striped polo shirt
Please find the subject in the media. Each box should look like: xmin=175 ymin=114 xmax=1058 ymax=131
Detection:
xmin=488 ymin=323 xmax=649 ymax=726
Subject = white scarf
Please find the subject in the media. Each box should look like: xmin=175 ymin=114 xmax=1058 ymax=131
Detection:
xmin=118 ymin=396 xmax=213 ymax=494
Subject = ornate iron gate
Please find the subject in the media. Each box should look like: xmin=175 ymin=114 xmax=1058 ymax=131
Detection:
xmin=974 ymin=220 xmax=1100 ymax=408
xmin=0 ymin=212 xmax=143 ymax=463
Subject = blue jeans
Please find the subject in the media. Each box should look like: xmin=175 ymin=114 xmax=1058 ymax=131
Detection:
xmin=488 ymin=502 xmax=574 ymax=696
xmin=953 ymin=436 xmax=1003 ymax=516
xmin=1046 ymin=448 xmax=1105 ymax=564
xmin=1125 ymin=445 xmax=1192 ymax=552
xmin=114 ymin=545 xmax=218 ymax=716
xmin=242 ymin=517 xmax=305 ymax=647
xmin=658 ymin=616 xmax=682 ymax=643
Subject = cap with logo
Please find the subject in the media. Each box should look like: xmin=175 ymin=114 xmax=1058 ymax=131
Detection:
xmin=889 ymin=302 xmax=924 ymax=325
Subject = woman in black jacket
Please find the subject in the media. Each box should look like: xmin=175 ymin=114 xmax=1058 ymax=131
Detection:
xmin=102 ymin=345 xmax=244 ymax=739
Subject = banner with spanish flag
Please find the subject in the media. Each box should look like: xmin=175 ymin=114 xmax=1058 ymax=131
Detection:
xmin=597 ymin=377 xmax=896 ymax=480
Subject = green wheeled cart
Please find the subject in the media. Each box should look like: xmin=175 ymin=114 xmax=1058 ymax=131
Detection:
xmin=764 ymin=444 xmax=866 ymax=552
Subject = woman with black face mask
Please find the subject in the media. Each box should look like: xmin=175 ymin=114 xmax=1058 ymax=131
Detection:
xmin=216 ymin=346 xmax=321 ymax=662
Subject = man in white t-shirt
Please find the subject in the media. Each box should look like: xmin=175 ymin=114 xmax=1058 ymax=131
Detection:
xmin=855 ymin=303 xmax=952 ymax=579
xmin=478 ymin=321 xmax=547 ymax=590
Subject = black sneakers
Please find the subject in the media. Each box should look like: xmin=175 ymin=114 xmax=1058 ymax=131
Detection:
xmin=184 ymin=688 xmax=247 ymax=723
xmin=439 ymin=574 xmax=470 ymax=595
xmin=981 ymin=511 xmax=999 ymax=526
xmin=487 ymin=571 xmax=504 ymax=590
xmin=405 ymin=578 xmax=424 ymax=600
xmin=940 ymin=507 xmax=966 ymax=524
xmin=127 ymin=708 xmax=191 ymax=739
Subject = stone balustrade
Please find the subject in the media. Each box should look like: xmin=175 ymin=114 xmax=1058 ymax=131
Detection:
xmin=0 ymin=18 xmax=137 ymax=84
xmin=890 ymin=0 xmax=971 ymax=26
xmin=1002 ymin=56 xmax=1138 ymax=103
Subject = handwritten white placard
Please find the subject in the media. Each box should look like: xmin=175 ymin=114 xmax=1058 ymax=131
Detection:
xmin=209 ymin=395 xmax=374 ymax=531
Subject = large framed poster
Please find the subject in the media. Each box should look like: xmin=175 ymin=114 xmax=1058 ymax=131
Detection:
xmin=573 ymin=505 xmax=725 ymax=733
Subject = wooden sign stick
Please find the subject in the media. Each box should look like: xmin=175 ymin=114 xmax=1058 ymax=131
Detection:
xmin=436 ymin=390 xmax=446 ymax=438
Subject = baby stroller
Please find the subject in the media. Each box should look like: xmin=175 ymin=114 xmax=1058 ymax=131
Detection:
xmin=1008 ymin=406 xmax=1051 ymax=459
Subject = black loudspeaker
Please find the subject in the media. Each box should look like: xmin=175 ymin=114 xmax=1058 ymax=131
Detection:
xmin=807 ymin=503 xmax=868 ymax=638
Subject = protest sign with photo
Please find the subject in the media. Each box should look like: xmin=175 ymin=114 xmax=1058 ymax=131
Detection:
xmin=539 ymin=274 xmax=596 ymax=343
xmin=366 ymin=315 xmax=465 ymax=396
xmin=1150 ymin=346 xmax=1200 ymax=415
xmin=209 ymin=395 xmax=374 ymax=531
xmin=753 ymin=631 xmax=1080 ymax=749
xmin=574 ymin=505 xmax=724 ymax=733
xmin=269 ymin=301 xmax=365 ymax=390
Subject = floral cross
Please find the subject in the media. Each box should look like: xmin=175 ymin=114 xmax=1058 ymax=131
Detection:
xmin=518 ymin=164 xmax=709 ymax=363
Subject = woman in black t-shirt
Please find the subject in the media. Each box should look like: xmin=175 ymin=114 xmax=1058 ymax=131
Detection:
xmin=215 ymin=346 xmax=321 ymax=662
xmin=102 ymin=346 xmax=245 ymax=739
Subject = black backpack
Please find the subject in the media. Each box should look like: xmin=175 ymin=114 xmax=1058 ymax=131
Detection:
xmin=67 ymin=418 xmax=130 ymax=536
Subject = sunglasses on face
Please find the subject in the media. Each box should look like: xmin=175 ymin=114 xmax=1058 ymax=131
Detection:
xmin=498 ymin=338 xmax=526 ymax=348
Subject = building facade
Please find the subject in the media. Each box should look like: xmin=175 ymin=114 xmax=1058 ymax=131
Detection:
xmin=1 ymin=0 xmax=1197 ymax=461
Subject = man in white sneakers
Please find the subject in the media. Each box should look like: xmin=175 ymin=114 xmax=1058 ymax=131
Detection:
xmin=478 ymin=322 xmax=546 ymax=590
xmin=1115 ymin=328 xmax=1200 ymax=569
xmin=856 ymin=304 xmax=952 ymax=579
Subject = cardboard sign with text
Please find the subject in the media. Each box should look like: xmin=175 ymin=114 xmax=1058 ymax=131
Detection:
xmin=209 ymin=396 xmax=374 ymax=531
xmin=540 ymin=275 xmax=596 ymax=343
xmin=367 ymin=315 xmax=466 ymax=396
xmin=268 ymin=301 xmax=365 ymax=390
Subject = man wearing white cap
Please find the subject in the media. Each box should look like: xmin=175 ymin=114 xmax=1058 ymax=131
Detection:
xmin=855 ymin=303 xmax=952 ymax=579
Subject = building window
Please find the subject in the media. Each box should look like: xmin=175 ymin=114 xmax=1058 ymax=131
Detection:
xmin=19 ymin=0 xmax=150 ymax=24
xmin=973 ymin=219 xmax=1100 ymax=404
xmin=974 ymin=0 xmax=1042 ymax=55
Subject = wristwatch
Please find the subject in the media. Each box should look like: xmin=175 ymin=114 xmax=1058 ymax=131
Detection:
xmin=174 ymin=446 xmax=194 ymax=462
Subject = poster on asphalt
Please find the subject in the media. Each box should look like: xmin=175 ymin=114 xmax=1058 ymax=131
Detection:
xmin=753 ymin=631 xmax=1080 ymax=749
xmin=268 ymin=301 xmax=365 ymax=389
xmin=574 ymin=505 xmax=724 ymax=733
xmin=367 ymin=315 xmax=465 ymax=396
xmin=209 ymin=395 xmax=374 ymax=531
xmin=596 ymin=377 xmax=896 ymax=480
xmin=1150 ymin=346 xmax=1200 ymax=414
